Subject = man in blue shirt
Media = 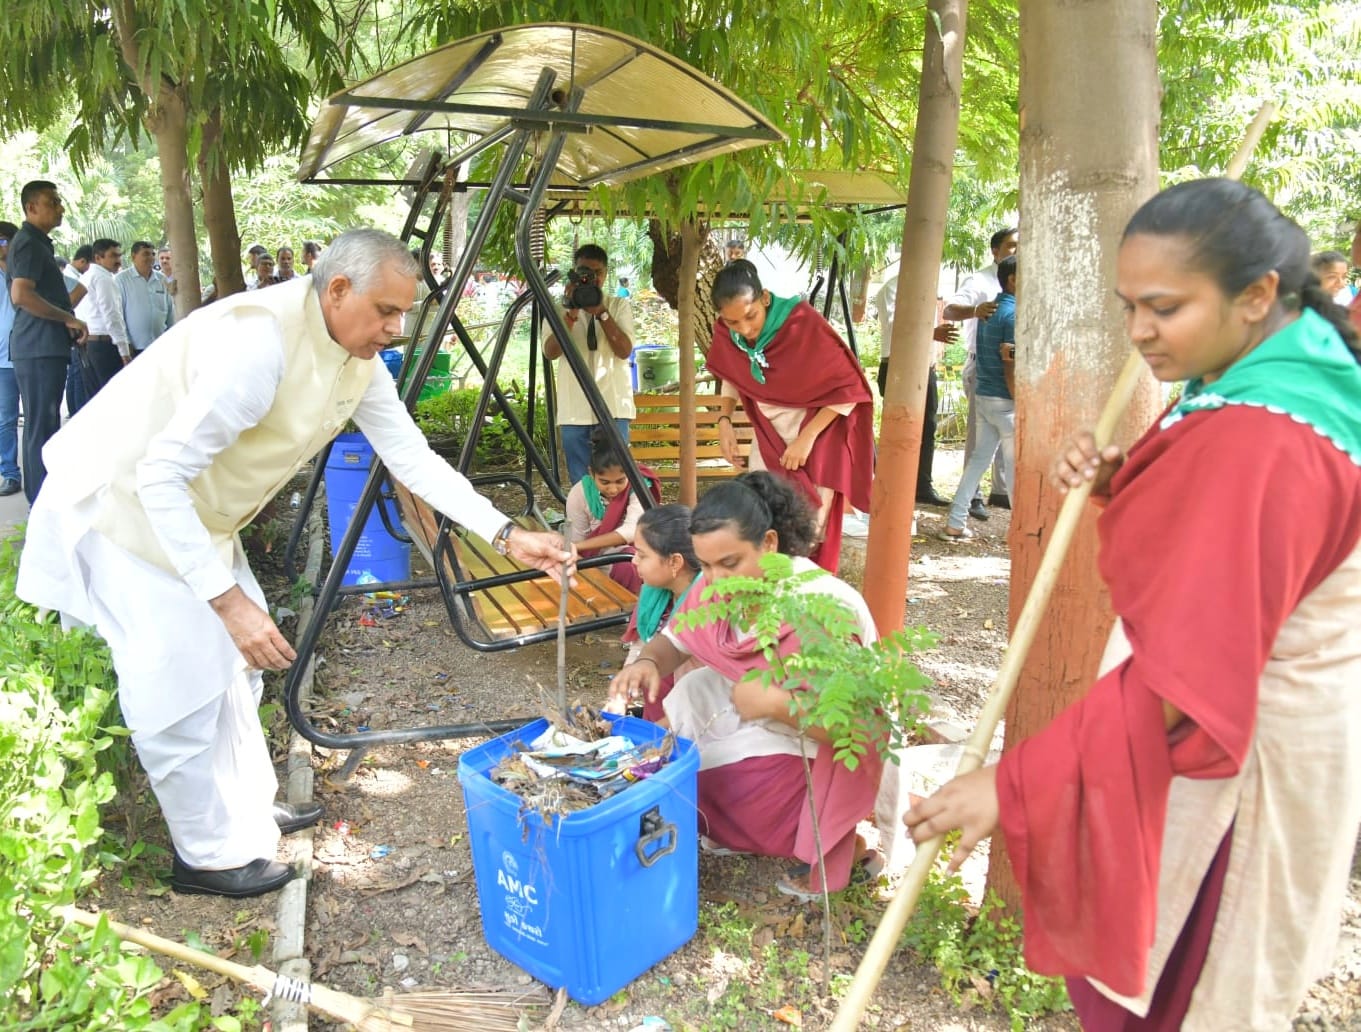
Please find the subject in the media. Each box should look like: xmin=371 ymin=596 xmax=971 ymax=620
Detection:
xmin=942 ymin=254 xmax=1016 ymax=540
xmin=117 ymin=240 xmax=175 ymax=354
xmin=9 ymin=181 xmax=88 ymax=503
xmin=0 ymin=220 xmax=21 ymax=496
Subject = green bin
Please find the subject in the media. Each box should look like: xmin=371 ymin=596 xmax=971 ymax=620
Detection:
xmin=635 ymin=345 xmax=680 ymax=388
xmin=399 ymin=346 xmax=452 ymax=393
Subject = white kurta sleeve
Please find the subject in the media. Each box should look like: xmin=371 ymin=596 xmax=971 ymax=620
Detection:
xmin=350 ymin=369 xmax=509 ymax=544
xmin=135 ymin=314 xmax=288 ymax=601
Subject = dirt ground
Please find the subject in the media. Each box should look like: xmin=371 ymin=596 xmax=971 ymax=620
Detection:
xmin=86 ymin=449 xmax=1360 ymax=1031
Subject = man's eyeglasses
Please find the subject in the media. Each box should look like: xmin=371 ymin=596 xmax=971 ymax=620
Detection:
xmin=0 ymin=238 xmax=8 ymax=246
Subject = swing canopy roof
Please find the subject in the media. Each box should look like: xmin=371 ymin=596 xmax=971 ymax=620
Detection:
xmin=543 ymin=169 xmax=907 ymax=218
xmin=298 ymin=23 xmax=785 ymax=186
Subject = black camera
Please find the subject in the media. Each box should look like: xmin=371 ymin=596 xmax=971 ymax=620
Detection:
xmin=564 ymin=265 xmax=603 ymax=309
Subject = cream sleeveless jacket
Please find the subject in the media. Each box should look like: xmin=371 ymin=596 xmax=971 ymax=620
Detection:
xmin=42 ymin=278 xmax=375 ymax=576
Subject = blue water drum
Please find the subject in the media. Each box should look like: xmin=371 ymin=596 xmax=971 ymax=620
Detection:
xmin=323 ymin=432 xmax=412 ymax=586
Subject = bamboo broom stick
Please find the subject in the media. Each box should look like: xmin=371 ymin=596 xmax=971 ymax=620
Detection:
xmin=829 ymin=101 xmax=1275 ymax=1031
xmin=62 ymin=904 xmax=414 ymax=1029
xmin=61 ymin=906 xmax=541 ymax=1031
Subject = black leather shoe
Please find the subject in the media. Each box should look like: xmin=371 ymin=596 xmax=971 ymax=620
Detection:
xmin=273 ymin=800 xmax=324 ymax=835
xmin=171 ymin=857 xmax=294 ymax=898
xmin=987 ymin=492 xmax=1011 ymax=510
xmin=0 ymin=478 xmax=20 ymax=497
xmin=915 ymin=488 xmax=950 ymax=506
xmin=968 ymin=499 xmax=990 ymax=521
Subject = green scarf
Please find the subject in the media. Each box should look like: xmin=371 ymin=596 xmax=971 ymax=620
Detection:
xmin=729 ymin=293 xmax=799 ymax=384
xmin=635 ymin=576 xmax=696 ymax=643
xmin=581 ymin=475 xmax=606 ymax=520
xmin=1164 ymin=307 xmax=1361 ymax=464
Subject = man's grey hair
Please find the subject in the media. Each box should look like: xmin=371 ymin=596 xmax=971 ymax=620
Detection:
xmin=311 ymin=229 xmax=419 ymax=297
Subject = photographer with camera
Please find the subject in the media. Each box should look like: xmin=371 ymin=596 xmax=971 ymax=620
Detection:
xmin=542 ymin=243 xmax=636 ymax=484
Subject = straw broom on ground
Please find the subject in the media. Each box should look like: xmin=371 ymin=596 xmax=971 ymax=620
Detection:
xmin=828 ymin=102 xmax=1277 ymax=1030
xmin=60 ymin=906 xmax=547 ymax=1031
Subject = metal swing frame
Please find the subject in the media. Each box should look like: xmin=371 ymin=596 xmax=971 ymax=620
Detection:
xmin=280 ymin=25 xmax=782 ymax=753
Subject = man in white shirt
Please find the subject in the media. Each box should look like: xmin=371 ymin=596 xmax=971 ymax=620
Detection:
xmin=943 ymin=227 xmax=1018 ymax=520
xmin=542 ymin=243 xmax=636 ymax=484
xmin=156 ymin=245 xmax=176 ymax=301
xmin=18 ymin=229 xmax=574 ymax=899
xmin=117 ymin=240 xmax=175 ymax=355
xmin=73 ymin=237 xmax=132 ymax=400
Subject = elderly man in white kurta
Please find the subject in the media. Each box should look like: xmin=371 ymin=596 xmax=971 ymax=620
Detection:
xmin=17 ymin=230 xmax=574 ymax=899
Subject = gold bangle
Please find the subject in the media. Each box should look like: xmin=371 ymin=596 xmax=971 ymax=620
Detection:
xmin=717 ymin=414 xmax=733 ymax=425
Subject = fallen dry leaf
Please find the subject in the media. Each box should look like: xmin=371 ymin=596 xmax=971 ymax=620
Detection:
xmin=392 ymin=931 xmax=429 ymax=954
xmin=172 ymin=969 xmax=208 ymax=1001
xmin=773 ymin=1004 xmax=802 ymax=1026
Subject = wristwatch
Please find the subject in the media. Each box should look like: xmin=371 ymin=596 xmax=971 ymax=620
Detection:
xmin=492 ymin=521 xmax=515 ymax=556
xmin=597 ymin=309 xmax=611 ymax=323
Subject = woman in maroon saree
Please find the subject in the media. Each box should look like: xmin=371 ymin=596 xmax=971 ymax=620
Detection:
xmin=706 ymin=261 xmax=874 ymax=573
xmin=563 ymin=428 xmax=660 ymax=593
xmin=903 ymin=180 xmax=1361 ymax=1030
xmin=609 ymin=473 xmax=882 ymax=898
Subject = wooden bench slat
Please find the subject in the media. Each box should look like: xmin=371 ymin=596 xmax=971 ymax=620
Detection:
xmin=391 ymin=481 xmax=634 ymax=642
xmin=629 ymin=392 xmax=755 ymax=479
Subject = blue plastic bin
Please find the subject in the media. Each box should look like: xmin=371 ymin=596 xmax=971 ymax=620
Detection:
xmin=323 ymin=432 xmax=412 ymax=586
xmin=459 ymin=716 xmax=699 ymax=1005
xmin=380 ymin=348 xmax=403 ymax=379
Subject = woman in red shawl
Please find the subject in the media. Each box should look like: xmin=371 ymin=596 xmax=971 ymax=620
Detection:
xmin=706 ymin=261 xmax=874 ymax=572
xmin=904 ymin=180 xmax=1361 ymax=1030
xmin=608 ymin=472 xmax=882 ymax=899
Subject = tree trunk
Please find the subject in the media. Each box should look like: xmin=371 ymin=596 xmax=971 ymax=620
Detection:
xmin=198 ymin=106 xmax=243 ymax=304
xmin=648 ymin=219 xmax=723 ymax=357
xmin=110 ymin=1 xmax=201 ymax=315
xmin=676 ymin=220 xmax=703 ymax=504
xmin=861 ymin=0 xmax=967 ymax=635
xmin=986 ymin=0 xmax=1163 ymax=912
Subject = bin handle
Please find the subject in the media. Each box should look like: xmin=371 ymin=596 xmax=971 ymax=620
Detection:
xmin=635 ymin=806 xmax=676 ymax=868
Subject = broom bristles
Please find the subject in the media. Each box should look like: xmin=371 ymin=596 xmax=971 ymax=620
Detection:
xmin=378 ymin=986 xmax=549 ymax=1031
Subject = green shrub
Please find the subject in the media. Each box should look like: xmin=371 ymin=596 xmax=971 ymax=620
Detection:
xmin=0 ymin=534 xmax=202 ymax=1030
xmin=413 ymin=386 xmax=551 ymax=469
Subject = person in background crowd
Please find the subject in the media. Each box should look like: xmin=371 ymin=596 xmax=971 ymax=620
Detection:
xmin=73 ymin=238 xmax=132 ymax=399
xmin=616 ymin=275 xmax=632 ymax=299
xmin=17 ymin=228 xmax=575 ymax=899
xmin=301 ymin=240 xmax=322 ymax=272
xmin=541 ymin=243 xmax=636 ymax=485
xmin=1311 ymin=250 xmax=1352 ymax=306
xmin=117 ymin=240 xmax=174 ymax=356
xmin=0 ymin=220 xmax=22 ymax=497
xmin=243 ymin=244 xmax=267 ymax=288
xmin=8 ymin=180 xmax=86 ymax=503
xmin=905 ymin=178 xmax=1361 ymax=1031
xmin=725 ymin=239 xmax=747 ymax=263
xmin=156 ymin=245 xmax=176 ymax=299
xmin=251 ymin=253 xmax=279 ymax=290
xmin=64 ymin=243 xmax=92 ymax=306
xmin=942 ymin=255 xmax=1017 ymax=541
xmin=707 ymin=259 xmax=874 ymax=573
xmin=943 ymin=227 xmax=1019 ymax=520
xmin=276 ymin=246 xmax=297 ymax=282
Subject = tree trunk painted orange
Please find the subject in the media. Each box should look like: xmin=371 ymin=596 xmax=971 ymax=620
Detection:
xmin=862 ymin=0 xmax=967 ymax=635
xmin=987 ymin=0 xmax=1163 ymax=912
